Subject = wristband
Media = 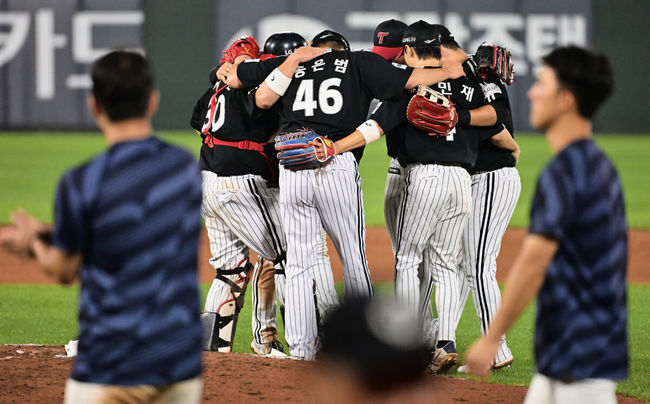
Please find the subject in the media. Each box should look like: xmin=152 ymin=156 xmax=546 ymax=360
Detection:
xmin=264 ymin=68 xmax=292 ymax=96
xmin=456 ymin=109 xmax=471 ymax=126
xmin=357 ymin=120 xmax=381 ymax=145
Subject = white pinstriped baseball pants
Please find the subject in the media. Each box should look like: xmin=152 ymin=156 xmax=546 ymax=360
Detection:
xmin=201 ymin=172 xmax=338 ymax=344
xmin=454 ymin=167 xmax=520 ymax=364
xmin=250 ymin=229 xmax=338 ymax=345
xmin=395 ymin=163 xmax=471 ymax=343
xmin=385 ymin=158 xmax=438 ymax=348
xmin=280 ymin=152 xmax=373 ymax=359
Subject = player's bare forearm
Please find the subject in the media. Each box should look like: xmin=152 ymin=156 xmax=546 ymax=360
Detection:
xmin=32 ymin=238 xmax=81 ymax=284
xmin=332 ymin=120 xmax=384 ymax=154
xmin=0 ymin=209 xmax=80 ymax=284
xmin=257 ymin=47 xmax=326 ymax=109
xmin=469 ymin=104 xmax=497 ymax=126
xmin=464 ymin=234 xmax=557 ymax=377
xmin=405 ymin=61 xmax=465 ymax=89
xmin=490 ymin=128 xmax=520 ymax=161
xmin=333 ymin=131 xmax=367 ymax=154
xmin=218 ymin=63 xmax=243 ymax=88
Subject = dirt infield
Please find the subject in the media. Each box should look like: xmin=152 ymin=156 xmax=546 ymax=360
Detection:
xmin=2 ymin=227 xmax=648 ymax=285
xmin=0 ymin=345 xmax=645 ymax=404
xmin=0 ymin=228 xmax=648 ymax=403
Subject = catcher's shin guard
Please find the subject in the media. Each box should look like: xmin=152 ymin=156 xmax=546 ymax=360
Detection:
xmin=201 ymin=262 xmax=253 ymax=351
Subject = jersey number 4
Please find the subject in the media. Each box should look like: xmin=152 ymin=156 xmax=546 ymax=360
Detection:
xmin=292 ymin=78 xmax=343 ymax=116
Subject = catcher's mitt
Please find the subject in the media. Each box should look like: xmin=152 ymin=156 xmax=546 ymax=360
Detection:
xmin=406 ymin=86 xmax=458 ymax=136
xmin=275 ymin=129 xmax=336 ymax=170
xmin=472 ymin=44 xmax=515 ymax=85
xmin=219 ymin=36 xmax=261 ymax=65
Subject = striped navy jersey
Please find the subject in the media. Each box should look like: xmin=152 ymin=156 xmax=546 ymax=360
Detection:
xmin=52 ymin=137 xmax=203 ymax=385
xmin=529 ymin=139 xmax=628 ymax=380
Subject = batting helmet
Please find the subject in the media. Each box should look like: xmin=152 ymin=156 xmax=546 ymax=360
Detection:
xmin=263 ymin=32 xmax=308 ymax=57
xmin=311 ymin=30 xmax=350 ymax=51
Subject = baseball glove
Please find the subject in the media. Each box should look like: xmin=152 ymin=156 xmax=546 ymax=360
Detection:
xmin=219 ymin=36 xmax=261 ymax=65
xmin=275 ymin=129 xmax=336 ymax=170
xmin=406 ymin=86 xmax=458 ymax=136
xmin=472 ymin=44 xmax=515 ymax=85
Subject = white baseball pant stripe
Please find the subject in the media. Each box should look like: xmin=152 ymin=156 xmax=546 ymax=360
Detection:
xmin=201 ymin=172 xmax=285 ymax=312
xmin=385 ymin=158 xmax=438 ymax=348
xmin=280 ymin=152 xmax=373 ymax=359
xmin=251 ymin=231 xmax=339 ymax=345
xmin=394 ymin=163 xmax=471 ymax=344
xmin=455 ymin=167 xmax=520 ymax=364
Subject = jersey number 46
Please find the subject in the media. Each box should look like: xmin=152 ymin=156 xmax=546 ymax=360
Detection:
xmin=292 ymin=78 xmax=343 ymax=116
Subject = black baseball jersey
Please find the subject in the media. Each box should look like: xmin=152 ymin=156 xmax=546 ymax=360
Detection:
xmin=190 ymin=82 xmax=279 ymax=182
xmin=472 ymin=68 xmax=516 ymax=172
xmin=372 ymin=63 xmax=493 ymax=169
xmin=237 ymin=50 xmax=413 ymax=161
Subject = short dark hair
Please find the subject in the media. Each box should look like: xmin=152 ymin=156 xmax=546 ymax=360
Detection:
xmin=410 ymin=45 xmax=441 ymax=60
xmin=441 ymin=39 xmax=461 ymax=51
xmin=542 ymin=46 xmax=614 ymax=119
xmin=91 ymin=50 xmax=154 ymax=122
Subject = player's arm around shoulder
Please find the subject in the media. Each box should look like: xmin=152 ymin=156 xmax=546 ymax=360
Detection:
xmin=256 ymin=46 xmax=326 ymax=109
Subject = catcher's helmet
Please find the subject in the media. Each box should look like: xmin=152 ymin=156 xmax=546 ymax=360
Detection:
xmin=263 ymin=32 xmax=308 ymax=56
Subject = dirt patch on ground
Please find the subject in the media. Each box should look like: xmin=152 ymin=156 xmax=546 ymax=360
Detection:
xmin=1 ymin=228 xmax=647 ymax=403
xmin=1 ymin=345 xmax=645 ymax=404
xmin=1 ymin=227 xmax=648 ymax=285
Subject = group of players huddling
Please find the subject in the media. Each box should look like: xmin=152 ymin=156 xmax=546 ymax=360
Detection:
xmin=191 ymin=19 xmax=520 ymax=374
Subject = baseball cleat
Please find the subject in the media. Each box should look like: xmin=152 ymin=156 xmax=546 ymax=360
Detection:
xmin=251 ymin=340 xmax=288 ymax=358
xmin=428 ymin=341 xmax=458 ymax=374
xmin=492 ymin=356 xmax=514 ymax=369
xmin=457 ymin=356 xmax=514 ymax=374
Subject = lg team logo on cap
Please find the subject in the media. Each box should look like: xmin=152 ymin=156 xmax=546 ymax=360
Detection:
xmin=376 ymin=31 xmax=389 ymax=44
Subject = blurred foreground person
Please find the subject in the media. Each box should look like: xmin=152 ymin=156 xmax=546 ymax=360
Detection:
xmin=317 ymin=298 xmax=432 ymax=403
xmin=464 ymin=46 xmax=627 ymax=404
xmin=0 ymin=50 xmax=203 ymax=403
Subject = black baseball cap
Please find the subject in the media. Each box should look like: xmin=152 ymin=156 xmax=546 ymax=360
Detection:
xmin=311 ymin=30 xmax=350 ymax=51
xmin=402 ymin=20 xmax=441 ymax=47
xmin=430 ymin=24 xmax=455 ymax=44
xmin=372 ymin=19 xmax=408 ymax=61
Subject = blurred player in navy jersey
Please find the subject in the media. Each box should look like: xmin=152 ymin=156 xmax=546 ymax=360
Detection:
xmin=464 ymin=46 xmax=627 ymax=404
xmin=1 ymin=50 xmax=203 ymax=403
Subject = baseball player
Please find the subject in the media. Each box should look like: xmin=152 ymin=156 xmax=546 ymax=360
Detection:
xmin=0 ymin=51 xmax=203 ymax=403
xmin=248 ymin=33 xmax=340 ymax=357
xmin=424 ymin=25 xmax=521 ymax=371
xmin=370 ymin=19 xmax=443 ymax=351
xmin=220 ymin=29 xmax=465 ymax=359
xmin=328 ymin=21 xmax=517 ymax=373
xmin=190 ymin=36 xmax=338 ymax=355
xmin=464 ymin=46 xmax=626 ymax=404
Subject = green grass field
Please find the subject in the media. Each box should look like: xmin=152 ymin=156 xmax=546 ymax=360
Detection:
xmin=1 ymin=132 xmax=649 ymax=400
xmin=1 ymin=283 xmax=648 ymax=400
xmin=1 ymin=132 xmax=649 ymax=227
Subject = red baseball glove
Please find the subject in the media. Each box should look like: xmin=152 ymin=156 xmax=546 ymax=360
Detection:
xmin=406 ymin=86 xmax=458 ymax=136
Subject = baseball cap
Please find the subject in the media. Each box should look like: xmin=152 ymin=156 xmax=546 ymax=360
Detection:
xmin=402 ymin=20 xmax=441 ymax=48
xmin=430 ymin=24 xmax=456 ymax=44
xmin=371 ymin=19 xmax=408 ymax=61
xmin=311 ymin=30 xmax=350 ymax=51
